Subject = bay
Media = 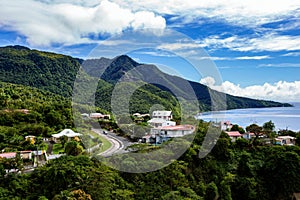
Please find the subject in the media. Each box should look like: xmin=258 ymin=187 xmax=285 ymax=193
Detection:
xmin=197 ymin=102 xmax=300 ymax=131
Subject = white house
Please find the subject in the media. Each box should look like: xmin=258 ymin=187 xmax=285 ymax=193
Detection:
xmin=52 ymin=129 xmax=82 ymax=143
xmin=225 ymin=131 xmax=243 ymax=142
xmin=151 ymin=125 xmax=195 ymax=138
xmin=275 ymin=136 xmax=296 ymax=146
xmin=90 ymin=113 xmax=110 ymax=120
xmin=221 ymin=121 xmax=233 ymax=131
xmin=147 ymin=118 xmax=176 ymax=128
xmin=243 ymin=132 xmax=255 ymax=140
xmin=152 ymin=111 xmax=172 ymax=120
xmin=160 ymin=125 xmax=195 ymax=137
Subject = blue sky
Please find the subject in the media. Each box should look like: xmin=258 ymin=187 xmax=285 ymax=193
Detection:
xmin=0 ymin=0 xmax=300 ymax=102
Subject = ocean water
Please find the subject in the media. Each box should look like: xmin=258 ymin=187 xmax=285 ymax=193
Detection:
xmin=197 ymin=103 xmax=300 ymax=131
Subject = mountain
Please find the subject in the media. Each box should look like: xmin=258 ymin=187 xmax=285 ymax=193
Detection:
xmin=0 ymin=45 xmax=80 ymax=97
xmin=83 ymin=55 xmax=291 ymax=111
xmin=0 ymin=45 xmax=291 ymax=116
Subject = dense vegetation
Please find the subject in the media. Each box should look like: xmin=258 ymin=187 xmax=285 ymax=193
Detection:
xmin=1 ymin=121 xmax=300 ymax=199
xmin=0 ymin=81 xmax=76 ymax=151
xmin=0 ymin=45 xmax=298 ymax=199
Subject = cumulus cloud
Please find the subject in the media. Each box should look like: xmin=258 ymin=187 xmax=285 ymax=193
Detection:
xmin=200 ymin=76 xmax=300 ymax=102
xmin=0 ymin=0 xmax=166 ymax=46
xmin=112 ymin=0 xmax=300 ymax=27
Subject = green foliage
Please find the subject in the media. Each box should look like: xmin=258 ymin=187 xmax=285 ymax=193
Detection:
xmin=204 ymin=182 xmax=219 ymax=200
xmin=64 ymin=141 xmax=83 ymax=156
xmin=0 ymin=46 xmax=299 ymax=200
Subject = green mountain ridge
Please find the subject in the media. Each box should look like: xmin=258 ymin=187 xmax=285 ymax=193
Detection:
xmin=0 ymin=45 xmax=291 ymax=116
xmin=82 ymin=54 xmax=291 ymax=111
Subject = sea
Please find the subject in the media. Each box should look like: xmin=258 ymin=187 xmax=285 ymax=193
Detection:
xmin=197 ymin=102 xmax=300 ymax=132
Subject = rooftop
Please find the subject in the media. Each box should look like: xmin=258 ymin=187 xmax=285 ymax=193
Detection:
xmin=225 ymin=131 xmax=242 ymax=137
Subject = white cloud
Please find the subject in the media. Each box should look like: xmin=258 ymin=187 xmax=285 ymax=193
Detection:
xmin=112 ymin=0 xmax=300 ymax=27
xmin=200 ymin=34 xmax=300 ymax=52
xmin=0 ymin=0 xmax=166 ymax=46
xmin=200 ymin=76 xmax=216 ymax=86
xmin=259 ymin=63 xmax=300 ymax=68
xmin=236 ymin=55 xmax=271 ymax=60
xmin=158 ymin=42 xmax=205 ymax=51
xmin=196 ymin=55 xmax=271 ymax=61
xmin=282 ymin=52 xmax=300 ymax=57
xmin=200 ymin=76 xmax=300 ymax=102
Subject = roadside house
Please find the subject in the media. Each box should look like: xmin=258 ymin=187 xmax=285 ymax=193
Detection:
xmin=147 ymin=118 xmax=176 ymax=128
xmin=275 ymin=136 xmax=296 ymax=146
xmin=225 ymin=131 xmax=243 ymax=142
xmin=52 ymin=129 xmax=82 ymax=143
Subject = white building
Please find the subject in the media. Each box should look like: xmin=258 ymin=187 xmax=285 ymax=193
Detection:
xmin=221 ymin=121 xmax=233 ymax=131
xmin=275 ymin=136 xmax=296 ymax=146
xmin=151 ymin=125 xmax=195 ymax=138
xmin=147 ymin=118 xmax=176 ymax=128
xmin=152 ymin=111 xmax=172 ymax=120
xmin=225 ymin=131 xmax=243 ymax=142
xmin=90 ymin=113 xmax=110 ymax=119
xmin=52 ymin=129 xmax=82 ymax=143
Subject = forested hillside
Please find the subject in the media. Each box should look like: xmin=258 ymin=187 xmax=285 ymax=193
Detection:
xmin=1 ymin=121 xmax=300 ymax=200
xmin=0 ymin=45 xmax=291 ymax=116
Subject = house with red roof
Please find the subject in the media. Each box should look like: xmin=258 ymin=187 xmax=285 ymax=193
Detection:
xmin=225 ymin=131 xmax=243 ymax=142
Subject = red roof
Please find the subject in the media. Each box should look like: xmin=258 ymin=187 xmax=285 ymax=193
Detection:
xmin=225 ymin=131 xmax=242 ymax=137
xmin=160 ymin=125 xmax=194 ymax=131
xmin=0 ymin=152 xmax=16 ymax=159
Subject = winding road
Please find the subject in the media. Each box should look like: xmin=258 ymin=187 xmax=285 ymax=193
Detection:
xmin=92 ymin=128 xmax=132 ymax=157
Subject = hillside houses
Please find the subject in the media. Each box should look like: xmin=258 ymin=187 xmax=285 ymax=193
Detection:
xmin=144 ymin=110 xmax=195 ymax=144
xmin=51 ymin=129 xmax=82 ymax=143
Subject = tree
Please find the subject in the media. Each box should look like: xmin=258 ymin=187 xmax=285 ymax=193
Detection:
xmin=64 ymin=141 xmax=83 ymax=156
xmin=246 ymin=124 xmax=263 ymax=143
xmin=205 ymin=182 xmax=219 ymax=200
xmin=263 ymin=120 xmax=276 ymax=139
xmin=263 ymin=120 xmax=275 ymax=132
xmin=231 ymin=124 xmax=245 ymax=134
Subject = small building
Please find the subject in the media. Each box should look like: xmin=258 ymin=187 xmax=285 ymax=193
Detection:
xmin=20 ymin=151 xmax=32 ymax=160
xmin=81 ymin=113 xmax=90 ymax=118
xmin=0 ymin=152 xmax=16 ymax=159
xmin=25 ymin=135 xmax=36 ymax=144
xmin=148 ymin=125 xmax=195 ymax=144
xmin=156 ymin=125 xmax=195 ymax=138
xmin=243 ymin=132 xmax=255 ymax=140
xmin=152 ymin=111 xmax=172 ymax=120
xmin=275 ymin=136 xmax=296 ymax=146
xmin=90 ymin=113 xmax=110 ymax=120
xmin=0 ymin=151 xmax=32 ymax=160
xmin=225 ymin=131 xmax=243 ymax=142
xmin=52 ymin=129 xmax=82 ymax=143
xmin=148 ymin=118 xmax=176 ymax=128
xmin=32 ymin=150 xmax=48 ymax=167
xmin=142 ymin=135 xmax=156 ymax=143
xmin=221 ymin=121 xmax=233 ymax=131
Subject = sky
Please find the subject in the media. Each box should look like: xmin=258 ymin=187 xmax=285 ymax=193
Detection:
xmin=0 ymin=0 xmax=300 ymax=102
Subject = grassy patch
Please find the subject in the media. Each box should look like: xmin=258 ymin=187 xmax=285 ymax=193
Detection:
xmin=52 ymin=143 xmax=64 ymax=155
xmin=81 ymin=129 xmax=112 ymax=154
xmin=97 ymin=134 xmax=112 ymax=153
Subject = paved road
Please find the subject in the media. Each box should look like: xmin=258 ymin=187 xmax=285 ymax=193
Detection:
xmin=92 ymin=128 xmax=133 ymax=157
